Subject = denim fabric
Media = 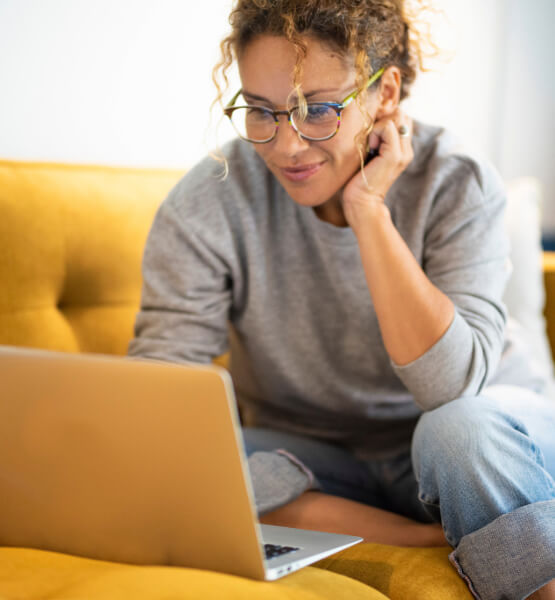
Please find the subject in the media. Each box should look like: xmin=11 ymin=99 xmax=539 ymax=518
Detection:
xmin=412 ymin=385 xmax=555 ymax=600
xmin=448 ymin=501 xmax=555 ymax=600
xmin=242 ymin=425 xmax=432 ymax=522
xmin=243 ymin=384 xmax=555 ymax=600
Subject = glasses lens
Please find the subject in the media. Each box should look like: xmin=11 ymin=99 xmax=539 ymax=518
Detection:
xmin=291 ymin=104 xmax=338 ymax=140
xmin=229 ymin=107 xmax=276 ymax=143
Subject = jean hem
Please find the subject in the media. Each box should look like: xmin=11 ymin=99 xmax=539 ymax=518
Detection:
xmin=449 ymin=550 xmax=482 ymax=600
xmin=451 ymin=500 xmax=555 ymax=600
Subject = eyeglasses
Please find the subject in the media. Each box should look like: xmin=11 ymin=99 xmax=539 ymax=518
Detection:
xmin=224 ymin=68 xmax=384 ymax=144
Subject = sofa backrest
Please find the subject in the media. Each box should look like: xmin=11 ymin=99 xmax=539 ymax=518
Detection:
xmin=0 ymin=160 xmax=183 ymax=355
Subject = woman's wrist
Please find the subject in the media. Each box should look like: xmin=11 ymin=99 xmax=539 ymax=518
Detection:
xmin=346 ymin=195 xmax=392 ymax=237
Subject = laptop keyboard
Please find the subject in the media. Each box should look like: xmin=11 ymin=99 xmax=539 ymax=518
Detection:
xmin=264 ymin=543 xmax=300 ymax=560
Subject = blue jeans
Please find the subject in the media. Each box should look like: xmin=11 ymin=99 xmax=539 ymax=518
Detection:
xmin=243 ymin=384 xmax=555 ymax=600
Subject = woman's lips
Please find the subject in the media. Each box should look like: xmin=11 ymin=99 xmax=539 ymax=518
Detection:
xmin=280 ymin=162 xmax=324 ymax=182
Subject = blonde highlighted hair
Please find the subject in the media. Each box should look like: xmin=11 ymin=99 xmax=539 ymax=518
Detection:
xmin=212 ymin=0 xmax=440 ymax=172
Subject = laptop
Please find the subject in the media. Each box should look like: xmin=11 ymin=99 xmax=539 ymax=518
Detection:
xmin=0 ymin=346 xmax=361 ymax=580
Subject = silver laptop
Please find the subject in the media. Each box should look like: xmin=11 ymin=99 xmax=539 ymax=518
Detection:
xmin=0 ymin=346 xmax=361 ymax=580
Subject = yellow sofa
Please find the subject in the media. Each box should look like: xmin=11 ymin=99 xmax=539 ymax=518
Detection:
xmin=3 ymin=159 xmax=553 ymax=599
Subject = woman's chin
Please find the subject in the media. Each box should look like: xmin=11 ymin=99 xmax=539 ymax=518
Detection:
xmin=281 ymin=182 xmax=339 ymax=209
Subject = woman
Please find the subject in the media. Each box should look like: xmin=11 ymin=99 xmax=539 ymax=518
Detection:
xmin=128 ymin=1 xmax=555 ymax=598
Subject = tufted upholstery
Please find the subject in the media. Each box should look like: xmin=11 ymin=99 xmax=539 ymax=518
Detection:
xmin=0 ymin=160 xmax=181 ymax=354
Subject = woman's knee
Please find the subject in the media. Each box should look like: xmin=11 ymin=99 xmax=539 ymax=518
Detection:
xmin=411 ymin=394 xmax=519 ymax=476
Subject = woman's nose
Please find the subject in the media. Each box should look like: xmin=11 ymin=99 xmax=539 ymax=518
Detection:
xmin=273 ymin=114 xmax=310 ymax=155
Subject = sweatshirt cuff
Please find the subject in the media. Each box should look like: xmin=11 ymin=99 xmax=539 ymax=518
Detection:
xmin=390 ymin=310 xmax=473 ymax=411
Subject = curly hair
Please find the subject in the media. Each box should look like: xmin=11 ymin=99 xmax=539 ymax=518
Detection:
xmin=211 ymin=0 xmax=439 ymax=172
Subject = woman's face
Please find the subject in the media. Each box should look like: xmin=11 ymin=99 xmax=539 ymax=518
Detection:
xmin=237 ymin=34 xmax=381 ymax=214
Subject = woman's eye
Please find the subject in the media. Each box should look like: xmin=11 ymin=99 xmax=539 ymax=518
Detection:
xmin=306 ymin=104 xmax=334 ymax=120
xmin=246 ymin=107 xmax=273 ymax=121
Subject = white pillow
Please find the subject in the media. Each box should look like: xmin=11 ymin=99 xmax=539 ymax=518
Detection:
xmin=503 ymin=177 xmax=554 ymax=382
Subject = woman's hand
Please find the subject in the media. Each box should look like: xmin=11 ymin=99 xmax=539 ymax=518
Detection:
xmin=342 ymin=108 xmax=414 ymax=233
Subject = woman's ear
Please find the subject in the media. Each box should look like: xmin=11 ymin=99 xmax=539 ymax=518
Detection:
xmin=375 ymin=66 xmax=402 ymax=119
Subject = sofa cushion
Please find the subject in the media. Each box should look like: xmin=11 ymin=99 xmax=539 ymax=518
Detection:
xmin=503 ymin=177 xmax=554 ymax=383
xmin=0 ymin=547 xmax=387 ymax=600
xmin=316 ymin=543 xmax=471 ymax=599
xmin=0 ymin=160 xmax=182 ymax=354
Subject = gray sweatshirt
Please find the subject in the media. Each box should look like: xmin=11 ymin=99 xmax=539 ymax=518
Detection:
xmin=128 ymin=121 xmax=547 ymax=455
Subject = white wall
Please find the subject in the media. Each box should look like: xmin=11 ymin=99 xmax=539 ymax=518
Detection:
xmin=1 ymin=0 xmax=554 ymax=230
xmin=497 ymin=0 xmax=555 ymax=229
xmin=0 ymin=0 xmax=236 ymax=168
xmin=404 ymin=0 xmax=505 ymax=164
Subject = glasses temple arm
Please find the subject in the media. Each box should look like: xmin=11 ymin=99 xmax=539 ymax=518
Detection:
xmin=366 ymin=67 xmax=385 ymax=90
xmin=342 ymin=67 xmax=386 ymax=108
xmin=225 ymin=89 xmax=243 ymax=110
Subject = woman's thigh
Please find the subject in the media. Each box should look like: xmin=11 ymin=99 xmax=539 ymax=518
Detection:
xmin=242 ymin=426 xmax=386 ymax=507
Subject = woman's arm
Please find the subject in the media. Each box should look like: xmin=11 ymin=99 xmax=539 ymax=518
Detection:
xmin=128 ymin=188 xmax=234 ymax=364
xmin=342 ymin=114 xmax=508 ymax=410
xmin=343 ymin=114 xmax=453 ymax=366
xmin=350 ymin=199 xmax=454 ymax=367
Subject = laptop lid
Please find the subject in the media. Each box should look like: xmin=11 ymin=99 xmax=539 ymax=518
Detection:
xmin=0 ymin=346 xmax=267 ymax=579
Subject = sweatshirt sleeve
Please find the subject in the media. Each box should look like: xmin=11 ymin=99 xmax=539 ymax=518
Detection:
xmin=391 ymin=159 xmax=510 ymax=411
xmin=127 ymin=193 xmax=233 ymax=365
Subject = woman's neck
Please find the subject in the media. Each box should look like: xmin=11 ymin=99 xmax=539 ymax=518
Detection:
xmin=313 ymin=192 xmax=349 ymax=228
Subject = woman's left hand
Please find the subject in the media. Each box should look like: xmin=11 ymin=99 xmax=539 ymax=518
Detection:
xmin=342 ymin=109 xmax=414 ymax=232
